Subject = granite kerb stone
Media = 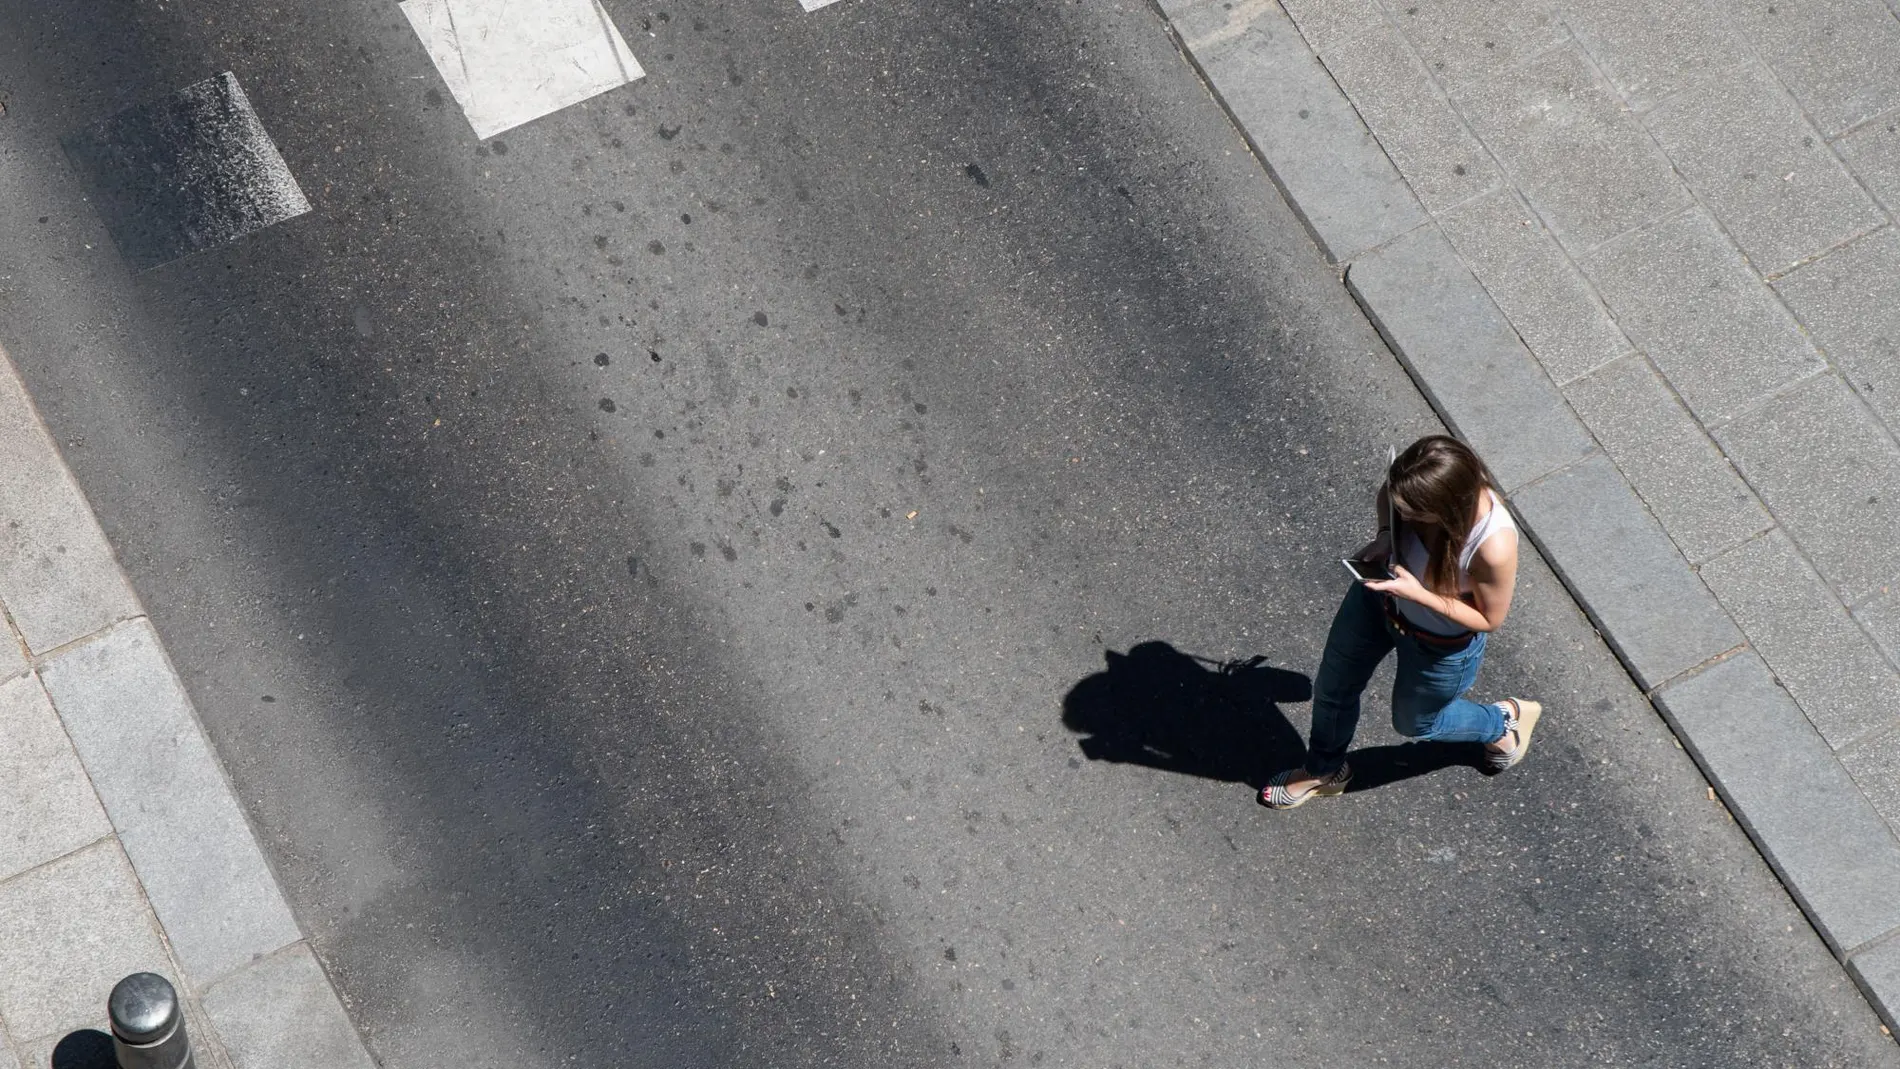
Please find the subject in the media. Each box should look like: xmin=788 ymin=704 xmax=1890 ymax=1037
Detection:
xmin=1343 ymin=222 xmax=1594 ymax=491
xmin=202 ymin=944 xmax=377 ymax=1069
xmin=39 ymin=620 xmax=302 ymax=987
xmin=1285 ymin=1 xmax=1499 ymax=212
xmin=1509 ymin=453 xmax=1743 ymax=690
xmin=1561 ymin=353 xmax=1772 ymax=565
xmin=1655 ymin=649 xmax=1900 ymax=957
xmin=1848 ymin=929 xmax=1900 ymax=1035
xmin=1170 ymin=0 xmax=1429 ymax=263
xmin=1437 ymin=186 xmax=1633 ymax=387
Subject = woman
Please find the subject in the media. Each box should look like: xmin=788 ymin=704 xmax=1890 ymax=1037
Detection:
xmin=1263 ymin=435 xmax=1540 ymax=809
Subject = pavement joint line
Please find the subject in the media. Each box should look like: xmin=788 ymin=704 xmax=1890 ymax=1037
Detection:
xmin=1330 ymin=215 xmax=1436 ymax=266
xmin=1689 ymin=525 xmax=1780 ymax=570
xmin=1693 ymin=363 xmax=1831 ymax=432
xmin=1851 ymin=924 xmax=1900 ymax=962
xmin=1829 ymin=100 xmax=1900 ymax=144
xmin=1839 ymin=721 xmax=1900 ymax=763
xmin=1636 ymin=643 xmax=1753 ymax=698
xmin=1592 ymin=352 xmax=1773 ymax=531
xmin=1485 ymin=445 xmax=1604 ymax=499
xmin=1159 ymin=0 xmax=1900 ymax=1033
xmin=1177 ymin=0 xmax=1277 ymax=52
xmin=24 ymin=613 xmax=148 ymax=669
xmin=1574 ymin=200 xmax=1703 ymax=261
xmin=0 ymin=831 xmax=118 ymax=893
xmin=1758 ymin=220 xmax=1896 ymax=283
xmin=1808 ymin=343 xmax=1900 ymax=454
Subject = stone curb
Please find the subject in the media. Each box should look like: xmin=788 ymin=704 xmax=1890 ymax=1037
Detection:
xmin=1152 ymin=0 xmax=1900 ymax=1038
xmin=0 ymin=343 xmax=378 ymax=1069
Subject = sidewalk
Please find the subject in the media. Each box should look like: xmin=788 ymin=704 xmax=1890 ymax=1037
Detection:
xmin=1155 ymin=0 xmax=1900 ymax=1035
xmin=0 ymin=345 xmax=374 ymax=1069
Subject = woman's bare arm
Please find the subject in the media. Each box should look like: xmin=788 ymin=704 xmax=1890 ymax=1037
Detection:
xmin=1365 ymin=528 xmax=1518 ymax=632
xmin=1462 ymin=530 xmax=1518 ymax=631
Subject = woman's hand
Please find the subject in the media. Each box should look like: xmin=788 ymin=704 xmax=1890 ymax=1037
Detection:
xmin=1363 ymin=563 xmax=1431 ymax=606
xmin=1351 ymin=529 xmax=1392 ymax=566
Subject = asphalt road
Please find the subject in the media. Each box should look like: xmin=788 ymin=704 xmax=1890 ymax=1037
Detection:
xmin=2 ymin=0 xmax=1896 ymax=1066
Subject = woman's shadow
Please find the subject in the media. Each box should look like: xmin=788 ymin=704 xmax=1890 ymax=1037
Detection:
xmin=1061 ymin=641 xmax=1482 ymax=793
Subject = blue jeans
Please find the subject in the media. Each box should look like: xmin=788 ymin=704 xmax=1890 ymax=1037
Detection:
xmin=1304 ymin=582 xmax=1507 ymax=776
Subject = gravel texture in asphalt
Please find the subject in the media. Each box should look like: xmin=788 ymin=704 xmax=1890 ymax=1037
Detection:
xmin=0 ymin=0 xmax=1894 ymax=1065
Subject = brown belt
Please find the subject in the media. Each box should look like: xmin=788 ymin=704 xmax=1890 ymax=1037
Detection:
xmin=1383 ymin=596 xmax=1476 ymax=650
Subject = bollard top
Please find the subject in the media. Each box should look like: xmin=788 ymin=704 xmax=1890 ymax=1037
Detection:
xmin=108 ymin=972 xmax=179 ymax=1044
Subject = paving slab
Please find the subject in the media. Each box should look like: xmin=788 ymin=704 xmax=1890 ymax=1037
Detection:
xmin=1276 ymin=0 xmax=1385 ymax=54
xmin=1561 ymin=353 xmax=1771 ymax=563
xmin=1774 ymin=228 xmax=1900 ymax=435
xmin=1583 ymin=207 xmax=1826 ymax=423
xmin=1300 ymin=14 xmax=1498 ymax=211
xmin=1718 ymin=374 xmax=1900 ymax=603
xmin=1730 ymin=0 xmax=1900 ymax=137
xmin=1642 ymin=63 xmax=1883 ymax=276
xmin=1560 ymin=0 xmax=1749 ymax=111
xmin=1436 ymin=187 xmax=1631 ymax=385
xmin=1655 ymin=650 xmax=1900 ymax=954
xmin=1383 ymin=0 xmax=1569 ymax=89
xmin=1842 ymin=729 xmax=1900 ymax=842
xmin=1850 ymin=933 xmax=1900 ymax=1034
xmin=1452 ymin=46 xmax=1693 ymax=253
xmin=38 ymin=620 xmax=301 ymax=987
xmin=0 ymin=675 xmax=113 ymax=882
xmin=1510 ymin=453 xmax=1742 ymax=688
xmin=1343 ymin=223 xmax=1593 ymax=489
xmin=1183 ymin=0 xmax=1428 ymax=262
xmin=0 ymin=1035 xmax=17 ymax=1069
xmin=0 ymin=841 xmax=171 ymax=1043
xmin=1700 ymin=529 xmax=1900 ymax=749
xmin=1836 ymin=109 xmax=1900 ymax=214
xmin=202 ymin=945 xmax=375 ymax=1069
xmin=0 ymin=353 xmax=141 ymax=655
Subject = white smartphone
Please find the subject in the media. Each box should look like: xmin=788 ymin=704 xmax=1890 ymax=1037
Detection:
xmin=1342 ymin=557 xmax=1393 ymax=583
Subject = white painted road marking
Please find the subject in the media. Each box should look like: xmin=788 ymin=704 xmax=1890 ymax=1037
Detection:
xmin=60 ymin=72 xmax=311 ymax=272
xmin=401 ymin=0 xmax=644 ymax=140
xmin=799 ymin=0 xmax=848 ymax=10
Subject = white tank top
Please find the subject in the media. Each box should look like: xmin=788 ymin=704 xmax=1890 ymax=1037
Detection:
xmin=1394 ymin=488 xmax=1517 ymax=636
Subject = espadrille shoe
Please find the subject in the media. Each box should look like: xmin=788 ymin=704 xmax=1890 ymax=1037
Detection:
xmin=1484 ymin=698 xmax=1542 ymax=772
xmin=1261 ymin=763 xmax=1353 ymax=809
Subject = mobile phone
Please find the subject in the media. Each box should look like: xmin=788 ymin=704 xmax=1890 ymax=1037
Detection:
xmin=1342 ymin=557 xmax=1393 ymax=583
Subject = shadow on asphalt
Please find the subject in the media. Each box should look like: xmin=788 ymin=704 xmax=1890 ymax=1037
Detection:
xmin=1061 ymin=641 xmax=1307 ymax=788
xmin=1061 ymin=641 xmax=1487 ymax=793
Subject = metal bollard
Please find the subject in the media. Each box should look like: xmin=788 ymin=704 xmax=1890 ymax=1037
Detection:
xmin=108 ymin=973 xmax=195 ymax=1069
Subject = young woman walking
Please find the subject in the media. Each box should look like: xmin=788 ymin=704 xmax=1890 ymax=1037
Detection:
xmin=1263 ymin=435 xmax=1540 ymax=809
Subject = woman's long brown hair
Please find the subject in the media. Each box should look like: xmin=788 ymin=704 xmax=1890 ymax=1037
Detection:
xmin=1387 ymin=436 xmax=1498 ymax=595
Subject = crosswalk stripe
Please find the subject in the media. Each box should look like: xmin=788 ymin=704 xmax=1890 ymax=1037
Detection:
xmin=400 ymin=0 xmax=644 ymax=140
